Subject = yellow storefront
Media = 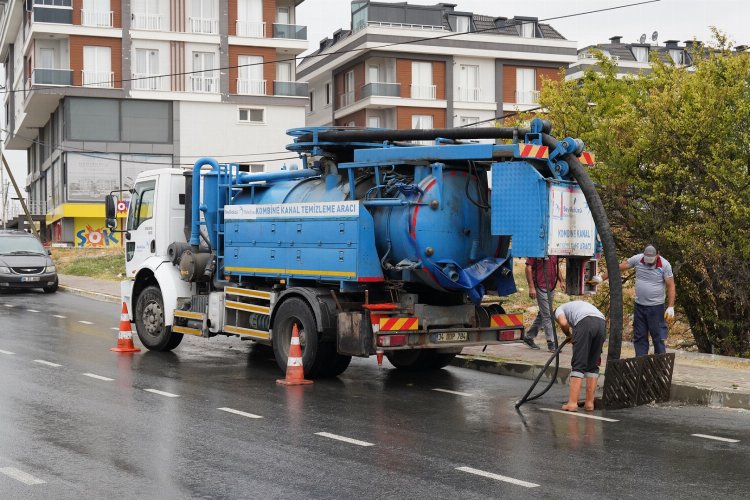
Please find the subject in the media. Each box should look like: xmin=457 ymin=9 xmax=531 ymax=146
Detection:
xmin=45 ymin=202 xmax=128 ymax=248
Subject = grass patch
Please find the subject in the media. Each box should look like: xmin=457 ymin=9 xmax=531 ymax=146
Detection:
xmin=51 ymin=248 xmax=125 ymax=281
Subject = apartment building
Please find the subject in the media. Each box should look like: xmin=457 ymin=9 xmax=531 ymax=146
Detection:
xmin=298 ymin=1 xmax=576 ymax=132
xmin=0 ymin=0 xmax=308 ymax=246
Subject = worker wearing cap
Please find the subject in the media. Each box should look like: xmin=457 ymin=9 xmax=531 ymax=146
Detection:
xmin=555 ymin=300 xmax=606 ymax=412
xmin=592 ymin=245 xmax=676 ymax=356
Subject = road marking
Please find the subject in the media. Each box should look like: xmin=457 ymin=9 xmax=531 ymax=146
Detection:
xmin=315 ymin=432 xmax=374 ymax=447
xmin=4 ymin=304 xmax=14 ymax=307
xmin=218 ymin=407 xmax=263 ymax=419
xmin=52 ymin=314 xmax=66 ymax=319
xmin=0 ymin=467 xmax=45 ymax=485
xmin=110 ymin=327 xmax=120 ymax=331
xmin=0 ymin=349 xmax=14 ymax=355
xmin=692 ymin=433 xmax=740 ymax=443
xmin=540 ymin=408 xmax=619 ymax=422
xmin=457 ymin=466 xmax=539 ymax=488
xmin=144 ymin=388 xmax=180 ymax=398
xmin=78 ymin=320 xmax=94 ymax=325
xmin=83 ymin=373 xmax=114 ymax=382
xmin=33 ymin=359 xmax=62 ymax=367
xmin=27 ymin=309 xmax=39 ymax=313
xmin=432 ymin=388 xmax=473 ymax=397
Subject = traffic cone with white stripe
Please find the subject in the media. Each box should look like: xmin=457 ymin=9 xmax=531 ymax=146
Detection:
xmin=276 ymin=323 xmax=313 ymax=386
xmin=111 ymin=302 xmax=141 ymax=353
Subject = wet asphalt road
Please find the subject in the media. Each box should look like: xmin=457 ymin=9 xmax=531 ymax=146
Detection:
xmin=0 ymin=291 xmax=748 ymax=499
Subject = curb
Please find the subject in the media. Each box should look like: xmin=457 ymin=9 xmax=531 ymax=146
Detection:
xmin=59 ymin=285 xmax=120 ymax=304
xmin=452 ymin=354 xmax=750 ymax=411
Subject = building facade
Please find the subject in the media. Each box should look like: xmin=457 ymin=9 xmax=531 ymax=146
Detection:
xmin=298 ymin=1 xmax=576 ymax=132
xmin=0 ymin=0 xmax=308 ymax=246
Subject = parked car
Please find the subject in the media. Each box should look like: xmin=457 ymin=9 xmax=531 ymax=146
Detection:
xmin=0 ymin=230 xmax=58 ymax=293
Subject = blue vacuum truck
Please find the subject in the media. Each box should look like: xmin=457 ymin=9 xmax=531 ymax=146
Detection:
xmin=106 ymin=118 xmax=609 ymax=377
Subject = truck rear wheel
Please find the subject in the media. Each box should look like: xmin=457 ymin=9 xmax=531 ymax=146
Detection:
xmin=135 ymin=286 xmax=183 ymax=351
xmin=386 ymin=349 xmax=457 ymax=371
xmin=272 ymin=297 xmax=350 ymax=378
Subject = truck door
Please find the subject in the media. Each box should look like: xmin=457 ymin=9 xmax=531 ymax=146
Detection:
xmin=125 ymin=179 xmax=157 ymax=278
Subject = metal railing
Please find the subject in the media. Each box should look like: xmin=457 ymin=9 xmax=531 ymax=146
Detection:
xmin=236 ymin=20 xmax=265 ymax=38
xmin=274 ymin=80 xmax=308 ymax=97
xmin=131 ymin=12 xmax=162 ymax=30
xmin=410 ymin=84 xmax=436 ymax=100
xmin=7 ymin=201 xmax=48 ymax=218
xmin=367 ymin=20 xmax=447 ymax=31
xmin=457 ymin=87 xmax=481 ymax=102
xmin=515 ymin=90 xmax=540 ymax=104
xmin=81 ymin=9 xmax=113 ymax=27
xmin=361 ymin=82 xmax=400 ymax=98
xmin=82 ymin=70 xmax=114 ymax=88
xmin=190 ymin=75 xmax=219 ymax=93
xmin=578 ymin=52 xmax=620 ymax=62
xmin=237 ymin=79 xmax=266 ymax=95
xmin=272 ymin=23 xmax=307 ymax=40
xmin=32 ymin=68 xmax=73 ymax=86
xmin=189 ymin=17 xmax=218 ymax=34
xmin=132 ymin=73 xmax=163 ymax=90
xmin=339 ymin=90 xmax=354 ymax=107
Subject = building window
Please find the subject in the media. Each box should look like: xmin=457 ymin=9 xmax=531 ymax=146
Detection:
xmin=367 ymin=116 xmax=380 ymax=128
xmin=412 ymin=114 xmax=433 ymax=129
xmin=459 ymin=64 xmax=479 ymax=101
xmin=132 ymin=0 xmax=162 ymax=30
xmin=670 ymin=49 xmax=685 ymax=65
xmin=192 ymin=52 xmax=217 ymax=92
xmin=459 ymin=116 xmax=479 ymax=128
xmin=238 ymin=55 xmax=264 ymax=95
xmin=82 ymin=46 xmax=112 ymax=88
xmin=455 ymin=16 xmax=470 ymax=33
xmin=411 ymin=61 xmax=435 ymax=99
xmin=342 ymin=70 xmax=354 ymax=107
xmin=82 ymin=0 xmax=112 ymax=27
xmin=515 ymin=67 xmax=537 ymax=104
xmin=277 ymin=6 xmax=290 ymax=24
xmin=238 ymin=107 xmax=265 ymax=123
xmin=519 ymin=21 xmax=535 ymax=38
xmin=368 ymin=64 xmax=380 ymax=83
xmin=632 ymin=46 xmax=649 ymax=62
xmin=277 ymin=61 xmax=292 ymax=82
xmin=134 ymin=48 xmax=160 ymax=90
xmin=190 ymin=0 xmax=217 ymax=34
xmin=325 ymin=82 xmax=331 ymax=106
xmin=237 ymin=0 xmax=264 ymax=38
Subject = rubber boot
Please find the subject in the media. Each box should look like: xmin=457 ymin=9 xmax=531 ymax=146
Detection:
xmin=562 ymin=377 xmax=582 ymax=412
xmin=584 ymin=376 xmax=598 ymax=411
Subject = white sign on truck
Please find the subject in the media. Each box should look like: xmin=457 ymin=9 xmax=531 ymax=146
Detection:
xmin=547 ymin=184 xmax=596 ymax=256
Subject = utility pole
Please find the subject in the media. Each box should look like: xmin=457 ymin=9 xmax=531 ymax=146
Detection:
xmin=1 ymin=152 xmax=40 ymax=240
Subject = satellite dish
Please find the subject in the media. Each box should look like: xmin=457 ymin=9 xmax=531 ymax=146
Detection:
xmin=639 ymin=34 xmax=647 ymax=44
xmin=652 ymin=31 xmax=659 ymax=42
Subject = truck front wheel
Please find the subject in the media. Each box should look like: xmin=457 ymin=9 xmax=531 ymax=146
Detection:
xmin=135 ymin=286 xmax=183 ymax=351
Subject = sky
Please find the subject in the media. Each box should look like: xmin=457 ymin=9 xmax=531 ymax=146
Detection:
xmin=3 ymin=0 xmax=749 ymax=207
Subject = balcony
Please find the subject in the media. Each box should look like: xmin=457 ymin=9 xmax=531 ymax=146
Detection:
xmin=274 ymin=81 xmax=308 ymax=97
xmin=132 ymin=74 xmax=164 ymax=90
xmin=236 ymin=21 xmax=265 ymax=38
xmin=82 ymin=71 xmax=114 ymax=88
xmin=273 ymin=23 xmax=307 ymax=40
xmin=515 ymin=90 xmax=540 ymax=104
xmin=361 ymin=82 xmax=400 ymax=98
xmin=237 ymin=79 xmax=266 ymax=95
xmin=189 ymin=17 xmax=218 ymax=35
xmin=32 ymin=0 xmax=72 ymax=24
xmin=131 ymin=12 xmax=163 ymax=30
xmin=457 ymin=87 xmax=481 ymax=102
xmin=32 ymin=68 xmax=73 ymax=86
xmin=410 ymin=84 xmax=436 ymax=100
xmin=81 ymin=9 xmax=113 ymax=27
xmin=339 ymin=90 xmax=354 ymax=108
xmin=190 ymin=75 xmax=219 ymax=93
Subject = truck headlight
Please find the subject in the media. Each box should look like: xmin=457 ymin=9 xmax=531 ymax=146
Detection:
xmin=0 ymin=266 xmax=10 ymax=274
xmin=45 ymin=265 xmax=57 ymax=273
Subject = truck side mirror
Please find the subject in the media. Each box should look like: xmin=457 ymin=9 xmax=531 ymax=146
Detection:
xmin=105 ymin=195 xmax=117 ymax=229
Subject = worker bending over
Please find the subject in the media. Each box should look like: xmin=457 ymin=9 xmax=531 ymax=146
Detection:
xmin=554 ymin=301 xmax=606 ymax=412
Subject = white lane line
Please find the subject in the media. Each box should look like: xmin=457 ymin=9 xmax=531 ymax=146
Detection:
xmin=0 ymin=349 xmax=14 ymax=355
xmin=218 ymin=407 xmax=263 ymax=419
xmin=457 ymin=466 xmax=539 ymax=488
xmin=78 ymin=320 xmax=94 ymax=325
xmin=540 ymin=408 xmax=619 ymax=422
xmin=692 ymin=433 xmax=740 ymax=443
xmin=144 ymin=388 xmax=180 ymax=398
xmin=432 ymin=388 xmax=473 ymax=397
xmin=83 ymin=373 xmax=114 ymax=382
xmin=110 ymin=327 xmax=120 ymax=331
xmin=27 ymin=309 xmax=40 ymax=313
xmin=4 ymin=304 xmax=14 ymax=308
xmin=52 ymin=314 xmax=67 ymax=319
xmin=315 ymin=432 xmax=374 ymax=447
xmin=0 ymin=467 xmax=45 ymax=485
xmin=33 ymin=359 xmax=62 ymax=368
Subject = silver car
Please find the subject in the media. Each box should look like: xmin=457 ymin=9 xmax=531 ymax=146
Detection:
xmin=0 ymin=230 xmax=58 ymax=293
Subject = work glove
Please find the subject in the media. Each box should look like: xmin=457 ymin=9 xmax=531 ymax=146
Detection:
xmin=664 ymin=306 xmax=675 ymax=322
xmin=590 ymin=274 xmax=604 ymax=284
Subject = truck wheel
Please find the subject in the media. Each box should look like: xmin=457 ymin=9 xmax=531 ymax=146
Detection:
xmin=135 ymin=286 xmax=183 ymax=351
xmin=321 ymin=349 xmax=352 ymax=377
xmin=386 ymin=349 xmax=456 ymax=371
xmin=272 ymin=297 xmax=348 ymax=378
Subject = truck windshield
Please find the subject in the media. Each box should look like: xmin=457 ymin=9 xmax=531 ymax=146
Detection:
xmin=127 ymin=180 xmax=156 ymax=231
xmin=0 ymin=236 xmax=46 ymax=255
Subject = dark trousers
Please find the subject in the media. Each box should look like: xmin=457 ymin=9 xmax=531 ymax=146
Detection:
xmin=570 ymin=317 xmax=606 ymax=378
xmin=633 ymin=303 xmax=667 ymax=356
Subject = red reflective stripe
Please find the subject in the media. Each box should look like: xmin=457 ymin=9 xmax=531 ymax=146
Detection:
xmin=381 ymin=318 xmax=399 ymax=331
xmin=535 ymin=146 xmax=548 ymax=158
xmin=402 ymin=317 xmax=418 ymax=330
xmin=410 ymin=178 xmax=437 ymax=239
xmin=520 ymin=144 xmax=532 ymax=156
xmin=358 ymin=276 xmax=385 ymax=282
xmin=363 ymin=303 xmax=398 ymax=310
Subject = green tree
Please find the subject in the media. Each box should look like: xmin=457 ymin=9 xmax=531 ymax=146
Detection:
xmin=539 ymin=33 xmax=750 ymax=356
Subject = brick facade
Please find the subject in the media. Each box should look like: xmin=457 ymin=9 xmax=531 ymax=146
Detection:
xmin=335 ymin=109 xmax=367 ymax=127
xmin=396 ymin=107 xmax=446 ymax=129
xmin=72 ymin=0 xmax=121 ymax=28
xmin=503 ymin=65 xmax=563 ymax=103
xmin=228 ymin=45 xmax=276 ymax=94
xmin=69 ymin=35 xmax=122 ymax=87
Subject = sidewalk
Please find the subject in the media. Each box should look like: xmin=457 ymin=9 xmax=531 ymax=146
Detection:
xmin=58 ymin=274 xmax=750 ymax=410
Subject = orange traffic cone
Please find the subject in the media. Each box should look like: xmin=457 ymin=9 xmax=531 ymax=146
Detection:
xmin=276 ymin=323 xmax=313 ymax=386
xmin=111 ymin=302 xmax=141 ymax=353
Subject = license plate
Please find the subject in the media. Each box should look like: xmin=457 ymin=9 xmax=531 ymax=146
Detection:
xmin=434 ymin=331 xmax=468 ymax=343
xmin=21 ymin=277 xmax=40 ymax=282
